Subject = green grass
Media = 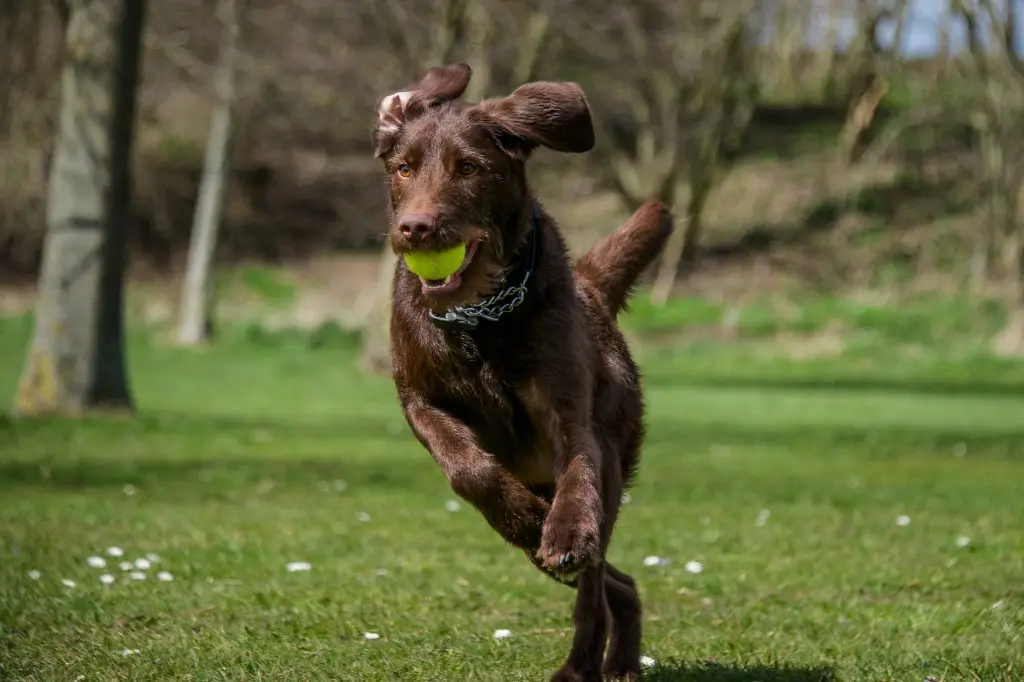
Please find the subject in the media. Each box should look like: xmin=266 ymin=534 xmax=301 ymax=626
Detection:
xmin=621 ymin=292 xmax=1010 ymax=359
xmin=1 ymin=315 xmax=1023 ymax=682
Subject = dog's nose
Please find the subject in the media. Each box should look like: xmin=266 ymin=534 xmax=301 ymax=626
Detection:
xmin=398 ymin=213 xmax=436 ymax=241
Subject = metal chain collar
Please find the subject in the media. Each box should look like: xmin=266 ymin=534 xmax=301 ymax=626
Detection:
xmin=427 ymin=204 xmax=540 ymax=330
xmin=427 ymin=272 xmax=531 ymax=328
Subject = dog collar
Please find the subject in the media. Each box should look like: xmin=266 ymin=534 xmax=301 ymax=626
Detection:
xmin=427 ymin=204 xmax=539 ymax=330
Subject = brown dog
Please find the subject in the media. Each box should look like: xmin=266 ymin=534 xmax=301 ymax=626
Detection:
xmin=373 ymin=63 xmax=673 ymax=681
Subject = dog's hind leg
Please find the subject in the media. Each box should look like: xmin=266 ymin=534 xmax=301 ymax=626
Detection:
xmin=597 ymin=437 xmax=643 ymax=679
xmin=522 ymin=553 xmax=641 ymax=679
xmin=602 ymin=562 xmax=642 ymax=680
xmin=550 ymin=561 xmax=609 ymax=682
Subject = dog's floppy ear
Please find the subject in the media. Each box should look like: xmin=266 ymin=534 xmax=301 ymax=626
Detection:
xmin=373 ymin=63 xmax=473 ymax=159
xmin=472 ymin=81 xmax=595 ymax=160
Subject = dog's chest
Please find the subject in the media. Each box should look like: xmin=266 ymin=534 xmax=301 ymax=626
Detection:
xmin=433 ymin=352 xmax=554 ymax=485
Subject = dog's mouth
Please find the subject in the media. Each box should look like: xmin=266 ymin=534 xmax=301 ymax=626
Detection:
xmin=419 ymin=240 xmax=480 ymax=297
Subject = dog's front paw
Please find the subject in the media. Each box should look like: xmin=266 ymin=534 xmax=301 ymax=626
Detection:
xmin=536 ymin=502 xmax=601 ymax=577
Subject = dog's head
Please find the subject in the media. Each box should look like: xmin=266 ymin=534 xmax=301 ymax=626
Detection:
xmin=373 ymin=63 xmax=595 ymax=309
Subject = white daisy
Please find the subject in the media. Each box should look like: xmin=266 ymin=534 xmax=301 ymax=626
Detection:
xmin=492 ymin=629 xmax=511 ymax=639
xmin=685 ymin=560 xmax=704 ymax=574
xmin=286 ymin=561 xmax=312 ymax=572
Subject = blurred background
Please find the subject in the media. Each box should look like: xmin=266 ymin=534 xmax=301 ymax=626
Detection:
xmin=1 ymin=2 xmax=1023 ymax=680
xmin=2 ymin=0 xmax=1024 ymax=368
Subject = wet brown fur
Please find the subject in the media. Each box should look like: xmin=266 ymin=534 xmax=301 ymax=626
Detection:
xmin=373 ymin=63 xmax=673 ymax=682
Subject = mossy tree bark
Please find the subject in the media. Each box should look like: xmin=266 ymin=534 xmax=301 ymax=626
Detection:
xmin=14 ymin=0 xmax=147 ymax=416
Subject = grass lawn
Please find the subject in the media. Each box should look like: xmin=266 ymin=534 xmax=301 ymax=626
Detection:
xmin=1 ymin=314 xmax=1023 ymax=682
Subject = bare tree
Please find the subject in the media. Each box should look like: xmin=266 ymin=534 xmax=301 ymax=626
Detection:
xmin=952 ymin=0 xmax=984 ymax=54
xmin=945 ymin=0 xmax=1024 ymax=302
xmin=935 ymin=0 xmax=1024 ymax=351
xmin=14 ymin=0 xmax=147 ymax=416
xmin=565 ymin=2 xmax=759 ymax=304
xmin=176 ymin=0 xmax=243 ymax=346
xmin=835 ymin=0 xmax=909 ymax=165
xmin=762 ymin=0 xmax=817 ymax=99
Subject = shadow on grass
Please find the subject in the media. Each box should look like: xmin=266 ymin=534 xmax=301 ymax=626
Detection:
xmin=5 ymin=410 xmax=405 ymax=441
xmin=0 ymin=454 xmax=424 ymax=488
xmin=0 ymin=411 xmax=428 ymax=495
xmin=2 ymin=414 xmax=1022 ymax=499
xmin=643 ymin=374 xmax=1024 ymax=399
xmin=647 ymin=661 xmax=836 ymax=682
xmin=645 ymin=418 xmax=1024 ymax=452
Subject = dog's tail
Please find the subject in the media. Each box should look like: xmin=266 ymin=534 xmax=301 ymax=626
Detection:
xmin=574 ymin=200 xmax=674 ymax=318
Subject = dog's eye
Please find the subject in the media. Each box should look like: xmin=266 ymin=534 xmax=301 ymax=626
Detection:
xmin=458 ymin=161 xmax=477 ymax=176
xmin=396 ymin=163 xmax=412 ymax=178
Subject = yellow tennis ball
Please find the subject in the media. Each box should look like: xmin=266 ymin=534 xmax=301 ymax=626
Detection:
xmin=403 ymin=244 xmax=467 ymax=279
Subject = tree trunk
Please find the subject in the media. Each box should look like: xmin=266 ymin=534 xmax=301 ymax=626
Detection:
xmin=963 ymin=9 xmax=981 ymax=55
xmin=463 ymin=0 xmax=491 ymax=102
xmin=938 ymin=4 xmax=952 ymax=63
xmin=512 ymin=6 xmax=552 ymax=85
xmin=425 ymin=0 xmax=466 ymax=66
xmin=1007 ymin=177 xmax=1024 ymax=305
xmin=177 ymin=0 xmax=240 ymax=346
xmin=837 ymin=72 xmax=889 ymax=165
xmin=970 ymin=225 xmax=995 ymax=296
xmin=817 ymin=0 xmax=845 ymax=95
xmin=14 ymin=0 xmax=146 ymax=417
xmin=971 ymin=118 xmax=1003 ymax=295
xmin=650 ymin=174 xmax=709 ymax=306
xmin=359 ymin=245 xmax=396 ymax=376
xmin=1009 ymin=0 xmax=1021 ymax=68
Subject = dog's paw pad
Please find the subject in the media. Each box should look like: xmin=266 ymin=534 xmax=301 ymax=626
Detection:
xmin=537 ymin=532 xmax=599 ymax=576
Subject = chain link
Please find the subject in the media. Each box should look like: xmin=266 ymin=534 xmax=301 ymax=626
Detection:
xmin=428 ymin=271 xmax=531 ymax=328
xmin=429 ymin=203 xmax=539 ymax=329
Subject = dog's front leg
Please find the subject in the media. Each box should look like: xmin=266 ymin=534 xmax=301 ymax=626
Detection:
xmin=536 ymin=414 xmax=604 ymax=578
xmin=401 ymin=393 xmax=550 ymax=551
